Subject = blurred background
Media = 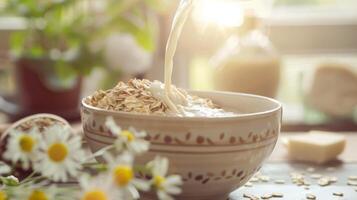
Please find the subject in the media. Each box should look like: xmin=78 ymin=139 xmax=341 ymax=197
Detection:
xmin=0 ymin=0 xmax=356 ymax=131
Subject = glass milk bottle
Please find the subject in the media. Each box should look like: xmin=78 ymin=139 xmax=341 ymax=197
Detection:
xmin=212 ymin=15 xmax=280 ymax=98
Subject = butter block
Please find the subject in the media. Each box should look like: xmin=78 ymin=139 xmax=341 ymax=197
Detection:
xmin=285 ymin=131 xmax=346 ymax=164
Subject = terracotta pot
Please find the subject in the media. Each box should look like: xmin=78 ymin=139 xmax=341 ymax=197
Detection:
xmin=0 ymin=57 xmax=81 ymax=121
xmin=81 ymin=90 xmax=282 ymax=200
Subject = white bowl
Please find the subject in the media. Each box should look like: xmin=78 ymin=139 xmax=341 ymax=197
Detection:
xmin=81 ymin=91 xmax=282 ymax=200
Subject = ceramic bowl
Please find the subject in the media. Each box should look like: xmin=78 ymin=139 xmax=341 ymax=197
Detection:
xmin=81 ymin=91 xmax=282 ymax=200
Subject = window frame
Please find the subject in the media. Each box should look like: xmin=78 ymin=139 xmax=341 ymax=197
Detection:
xmin=267 ymin=4 xmax=357 ymax=54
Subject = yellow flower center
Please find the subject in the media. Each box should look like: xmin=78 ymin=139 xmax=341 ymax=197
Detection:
xmin=0 ymin=190 xmax=7 ymax=200
xmin=19 ymin=135 xmax=35 ymax=153
xmin=113 ymin=165 xmax=133 ymax=186
xmin=154 ymin=175 xmax=166 ymax=189
xmin=28 ymin=190 xmax=48 ymax=200
xmin=47 ymin=143 xmax=68 ymax=162
xmin=120 ymin=130 xmax=135 ymax=142
xmin=82 ymin=189 xmax=108 ymax=200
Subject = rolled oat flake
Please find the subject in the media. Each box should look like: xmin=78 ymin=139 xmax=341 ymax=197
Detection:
xmin=272 ymin=193 xmax=284 ymax=198
xmin=348 ymin=180 xmax=357 ymax=186
xmin=306 ymin=193 xmax=316 ymax=200
xmin=261 ymin=194 xmax=273 ymax=199
xmin=332 ymin=192 xmax=343 ymax=197
xmin=243 ymin=193 xmax=259 ymax=200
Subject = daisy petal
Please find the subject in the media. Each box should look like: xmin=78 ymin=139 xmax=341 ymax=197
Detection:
xmin=165 ymin=175 xmax=182 ymax=185
xmin=132 ymin=179 xmax=150 ymax=191
xmin=127 ymin=185 xmax=140 ymax=199
xmin=163 ymin=185 xmax=182 ymax=195
xmin=105 ymin=117 xmax=122 ymax=135
xmin=158 ymin=190 xmax=175 ymax=200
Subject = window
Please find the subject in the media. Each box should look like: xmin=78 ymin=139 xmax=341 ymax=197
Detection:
xmin=270 ymin=0 xmax=357 ymax=127
xmin=271 ymin=0 xmax=357 ymax=23
xmin=184 ymin=0 xmax=357 ymax=129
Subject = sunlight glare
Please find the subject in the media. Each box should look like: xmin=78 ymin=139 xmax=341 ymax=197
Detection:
xmin=193 ymin=0 xmax=243 ymax=27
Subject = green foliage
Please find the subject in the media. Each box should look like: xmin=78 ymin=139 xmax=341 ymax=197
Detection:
xmin=2 ymin=0 xmax=164 ymax=79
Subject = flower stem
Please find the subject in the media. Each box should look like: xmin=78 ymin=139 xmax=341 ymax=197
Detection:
xmin=84 ymin=145 xmax=114 ymax=162
xmin=20 ymin=171 xmax=37 ymax=184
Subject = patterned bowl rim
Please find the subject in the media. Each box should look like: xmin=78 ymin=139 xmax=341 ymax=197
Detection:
xmin=81 ymin=90 xmax=282 ymax=122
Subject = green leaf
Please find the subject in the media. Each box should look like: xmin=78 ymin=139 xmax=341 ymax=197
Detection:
xmin=144 ymin=0 xmax=173 ymax=13
xmin=107 ymin=0 xmax=140 ymax=15
xmin=10 ymin=31 xmax=25 ymax=56
xmin=109 ymin=16 xmax=156 ymax=51
xmin=100 ymin=69 xmax=122 ymax=90
xmin=29 ymin=46 xmax=44 ymax=58
xmin=135 ymin=28 xmax=155 ymax=51
xmin=54 ymin=61 xmax=76 ymax=80
xmin=4 ymin=0 xmax=160 ymax=79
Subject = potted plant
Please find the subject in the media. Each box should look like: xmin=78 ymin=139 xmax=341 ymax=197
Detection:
xmin=1 ymin=0 xmax=162 ymax=121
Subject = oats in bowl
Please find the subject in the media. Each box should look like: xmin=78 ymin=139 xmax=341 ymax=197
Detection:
xmin=86 ymin=79 xmax=237 ymax=117
xmin=86 ymin=79 xmax=168 ymax=115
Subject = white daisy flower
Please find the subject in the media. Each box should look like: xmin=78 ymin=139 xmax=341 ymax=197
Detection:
xmin=13 ymin=186 xmax=57 ymax=200
xmin=79 ymin=174 xmax=120 ymax=200
xmin=105 ymin=117 xmax=149 ymax=155
xmin=0 ymin=162 xmax=11 ymax=175
xmin=148 ymin=157 xmax=183 ymax=200
xmin=105 ymin=152 xmax=150 ymax=199
xmin=33 ymin=124 xmax=85 ymax=182
xmin=3 ymin=127 xmax=41 ymax=170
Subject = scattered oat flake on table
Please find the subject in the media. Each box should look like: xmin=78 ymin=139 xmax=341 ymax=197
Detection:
xmin=348 ymin=176 xmax=357 ymax=181
xmin=328 ymin=176 xmax=338 ymax=183
xmin=271 ymin=193 xmax=284 ymax=198
xmin=274 ymin=179 xmax=285 ymax=184
xmin=290 ymin=173 xmax=307 ymax=186
xmin=317 ymin=177 xmax=331 ymax=186
xmin=261 ymin=194 xmax=273 ymax=199
xmin=347 ymin=180 xmax=357 ymax=186
xmin=259 ymin=175 xmax=270 ymax=182
xmin=244 ymin=182 xmax=253 ymax=187
xmin=249 ymin=177 xmax=259 ymax=182
xmin=243 ymin=193 xmax=259 ymax=200
xmin=332 ymin=192 xmax=343 ymax=197
xmin=306 ymin=193 xmax=316 ymax=200
xmin=303 ymin=181 xmax=311 ymax=186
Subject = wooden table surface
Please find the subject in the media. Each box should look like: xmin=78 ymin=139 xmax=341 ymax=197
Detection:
xmin=1 ymin=124 xmax=356 ymax=199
